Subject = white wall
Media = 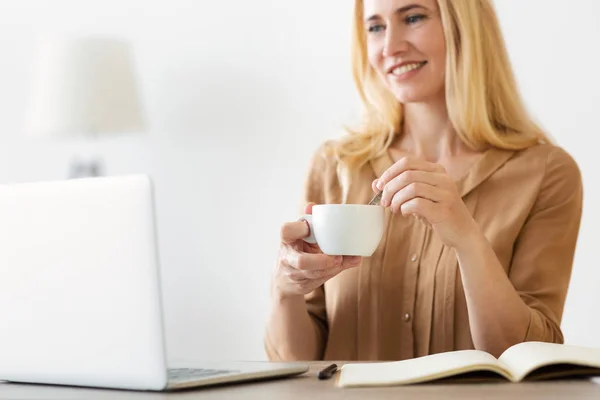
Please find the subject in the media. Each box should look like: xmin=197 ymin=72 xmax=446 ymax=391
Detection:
xmin=493 ymin=0 xmax=600 ymax=349
xmin=0 ymin=0 xmax=598 ymax=364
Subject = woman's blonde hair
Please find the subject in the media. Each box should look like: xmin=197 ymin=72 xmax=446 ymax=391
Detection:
xmin=336 ymin=0 xmax=550 ymax=170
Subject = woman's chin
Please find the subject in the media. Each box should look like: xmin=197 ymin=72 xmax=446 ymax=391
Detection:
xmin=392 ymin=89 xmax=443 ymax=105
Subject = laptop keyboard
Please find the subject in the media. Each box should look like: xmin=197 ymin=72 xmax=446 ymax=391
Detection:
xmin=168 ymin=368 xmax=240 ymax=381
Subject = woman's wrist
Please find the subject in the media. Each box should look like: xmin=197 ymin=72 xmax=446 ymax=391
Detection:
xmin=271 ymin=282 xmax=304 ymax=304
xmin=453 ymin=223 xmax=488 ymax=260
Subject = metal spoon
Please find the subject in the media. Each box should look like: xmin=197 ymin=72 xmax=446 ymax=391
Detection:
xmin=368 ymin=191 xmax=383 ymax=205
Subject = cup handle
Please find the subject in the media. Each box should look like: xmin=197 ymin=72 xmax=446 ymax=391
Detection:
xmin=298 ymin=214 xmax=317 ymax=244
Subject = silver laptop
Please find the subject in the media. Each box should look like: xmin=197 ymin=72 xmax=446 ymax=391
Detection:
xmin=0 ymin=174 xmax=308 ymax=391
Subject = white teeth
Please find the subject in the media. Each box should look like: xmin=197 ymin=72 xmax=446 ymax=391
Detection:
xmin=391 ymin=62 xmax=425 ymax=76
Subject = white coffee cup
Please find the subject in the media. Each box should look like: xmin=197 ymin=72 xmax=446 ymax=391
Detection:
xmin=299 ymin=204 xmax=385 ymax=256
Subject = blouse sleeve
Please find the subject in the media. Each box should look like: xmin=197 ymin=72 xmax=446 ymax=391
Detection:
xmin=508 ymin=147 xmax=583 ymax=343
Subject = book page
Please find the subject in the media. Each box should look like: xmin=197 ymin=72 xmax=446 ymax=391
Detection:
xmin=338 ymin=350 xmax=512 ymax=387
xmin=499 ymin=341 xmax=600 ymax=382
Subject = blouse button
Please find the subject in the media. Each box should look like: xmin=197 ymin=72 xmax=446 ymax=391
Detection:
xmin=411 ymin=253 xmax=418 ymax=262
xmin=403 ymin=313 xmax=411 ymax=322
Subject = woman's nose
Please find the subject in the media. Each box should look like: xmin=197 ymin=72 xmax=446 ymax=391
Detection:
xmin=382 ymin=25 xmax=409 ymax=58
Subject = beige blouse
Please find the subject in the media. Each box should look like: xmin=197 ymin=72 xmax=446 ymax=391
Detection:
xmin=266 ymin=141 xmax=583 ymax=361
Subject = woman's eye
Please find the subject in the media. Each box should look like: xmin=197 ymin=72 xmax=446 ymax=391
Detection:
xmin=368 ymin=24 xmax=385 ymax=34
xmin=405 ymin=14 xmax=426 ymax=25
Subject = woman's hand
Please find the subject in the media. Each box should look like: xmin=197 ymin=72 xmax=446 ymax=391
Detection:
xmin=273 ymin=202 xmax=362 ymax=298
xmin=373 ymin=156 xmax=480 ymax=250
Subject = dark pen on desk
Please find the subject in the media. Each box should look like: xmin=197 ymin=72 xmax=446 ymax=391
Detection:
xmin=317 ymin=363 xmax=338 ymax=380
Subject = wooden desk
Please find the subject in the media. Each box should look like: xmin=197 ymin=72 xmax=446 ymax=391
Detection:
xmin=1 ymin=362 xmax=600 ymax=399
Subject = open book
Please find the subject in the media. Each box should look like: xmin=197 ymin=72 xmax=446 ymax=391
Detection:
xmin=338 ymin=342 xmax=600 ymax=388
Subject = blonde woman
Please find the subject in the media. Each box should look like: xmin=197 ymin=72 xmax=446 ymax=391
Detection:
xmin=265 ymin=0 xmax=583 ymax=361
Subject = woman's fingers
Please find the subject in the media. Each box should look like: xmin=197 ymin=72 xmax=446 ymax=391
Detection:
xmin=276 ymin=208 xmax=364 ymax=296
xmin=342 ymin=256 xmax=363 ymax=269
xmin=281 ymin=246 xmax=361 ymax=278
xmin=283 ymin=245 xmax=343 ymax=271
xmin=372 ymin=179 xmax=379 ymax=192
xmin=377 ymin=156 xmax=444 ymax=190
xmin=304 ymin=202 xmax=317 ymax=214
xmin=389 ymin=182 xmax=445 ymax=212
xmin=279 ymin=260 xmax=342 ymax=281
xmin=280 ymin=220 xmax=311 ymax=244
xmin=280 ymin=202 xmax=318 ymax=244
xmin=399 ymin=197 xmax=437 ymax=219
xmin=381 ymin=170 xmax=446 ymax=207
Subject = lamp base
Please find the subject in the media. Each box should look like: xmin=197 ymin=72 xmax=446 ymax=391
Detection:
xmin=68 ymin=157 xmax=104 ymax=179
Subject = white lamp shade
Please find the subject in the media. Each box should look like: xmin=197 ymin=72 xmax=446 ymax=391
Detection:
xmin=25 ymin=36 xmax=145 ymax=138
